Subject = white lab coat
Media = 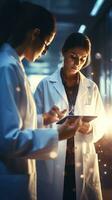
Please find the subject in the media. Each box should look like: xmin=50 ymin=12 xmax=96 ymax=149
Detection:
xmin=0 ymin=43 xmax=58 ymax=200
xmin=34 ymin=68 xmax=105 ymax=200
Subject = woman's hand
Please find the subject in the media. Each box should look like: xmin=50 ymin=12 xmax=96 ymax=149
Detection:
xmin=78 ymin=121 xmax=93 ymax=135
xmin=58 ymin=117 xmax=82 ymax=141
xmin=43 ymin=105 xmax=67 ymax=125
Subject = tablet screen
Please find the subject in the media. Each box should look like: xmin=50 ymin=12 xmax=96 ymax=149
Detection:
xmin=56 ymin=115 xmax=97 ymax=124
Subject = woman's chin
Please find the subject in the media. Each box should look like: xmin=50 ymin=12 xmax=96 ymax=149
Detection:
xmin=70 ymin=69 xmax=78 ymax=74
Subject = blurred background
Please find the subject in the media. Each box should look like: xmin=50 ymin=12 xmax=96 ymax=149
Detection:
xmin=3 ymin=0 xmax=112 ymax=199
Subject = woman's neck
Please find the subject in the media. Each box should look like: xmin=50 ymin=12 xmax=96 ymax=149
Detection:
xmin=8 ymin=40 xmax=26 ymax=61
xmin=15 ymin=45 xmax=26 ymax=61
xmin=61 ymin=68 xmax=79 ymax=88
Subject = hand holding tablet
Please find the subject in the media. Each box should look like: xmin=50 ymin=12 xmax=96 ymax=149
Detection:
xmin=56 ymin=115 xmax=97 ymax=124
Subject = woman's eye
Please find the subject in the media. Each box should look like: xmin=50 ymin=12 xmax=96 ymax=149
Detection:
xmin=70 ymin=55 xmax=77 ymax=59
xmin=70 ymin=55 xmax=87 ymax=63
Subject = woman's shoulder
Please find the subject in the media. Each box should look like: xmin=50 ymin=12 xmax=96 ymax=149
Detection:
xmin=80 ymin=72 xmax=97 ymax=85
xmin=39 ymin=68 xmax=60 ymax=84
xmin=80 ymin=72 xmax=98 ymax=90
xmin=0 ymin=44 xmax=18 ymax=70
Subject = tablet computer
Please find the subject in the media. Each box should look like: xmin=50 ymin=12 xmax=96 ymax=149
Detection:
xmin=56 ymin=115 xmax=97 ymax=124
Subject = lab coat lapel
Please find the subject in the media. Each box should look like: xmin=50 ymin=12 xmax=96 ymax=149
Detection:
xmin=75 ymin=72 xmax=92 ymax=114
xmin=49 ymin=69 xmax=68 ymax=107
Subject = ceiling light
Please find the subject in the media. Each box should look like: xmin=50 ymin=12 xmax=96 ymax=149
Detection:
xmin=90 ymin=0 xmax=104 ymax=16
xmin=78 ymin=25 xmax=86 ymax=33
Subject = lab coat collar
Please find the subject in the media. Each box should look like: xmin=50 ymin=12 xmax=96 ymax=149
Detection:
xmin=1 ymin=43 xmax=20 ymax=62
xmin=49 ymin=68 xmax=92 ymax=106
xmin=75 ymin=71 xmax=93 ymax=114
xmin=49 ymin=68 xmax=91 ymax=87
xmin=79 ymin=71 xmax=92 ymax=89
xmin=49 ymin=68 xmax=68 ymax=106
xmin=1 ymin=43 xmax=25 ymax=73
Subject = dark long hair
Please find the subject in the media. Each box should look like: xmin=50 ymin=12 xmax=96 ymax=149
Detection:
xmin=0 ymin=1 xmax=56 ymax=47
xmin=0 ymin=0 xmax=19 ymax=45
xmin=62 ymin=32 xmax=91 ymax=68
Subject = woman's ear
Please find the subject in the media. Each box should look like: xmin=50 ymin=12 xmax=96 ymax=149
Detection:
xmin=31 ymin=28 xmax=40 ymax=41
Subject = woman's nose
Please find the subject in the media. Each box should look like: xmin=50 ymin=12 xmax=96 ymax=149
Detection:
xmin=74 ymin=57 xmax=80 ymax=65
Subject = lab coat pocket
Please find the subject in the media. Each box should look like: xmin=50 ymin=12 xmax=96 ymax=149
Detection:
xmin=83 ymin=105 xmax=93 ymax=115
xmin=81 ymin=153 xmax=102 ymax=200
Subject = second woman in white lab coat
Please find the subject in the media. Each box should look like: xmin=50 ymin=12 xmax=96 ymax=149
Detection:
xmin=34 ymin=32 xmax=105 ymax=200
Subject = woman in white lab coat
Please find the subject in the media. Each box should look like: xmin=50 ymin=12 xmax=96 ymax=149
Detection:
xmin=34 ymin=32 xmax=105 ymax=200
xmin=0 ymin=3 xmax=81 ymax=200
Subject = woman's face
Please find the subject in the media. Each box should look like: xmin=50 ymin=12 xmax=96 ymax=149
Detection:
xmin=25 ymin=31 xmax=56 ymax=62
xmin=63 ymin=47 xmax=88 ymax=76
xmin=33 ymin=31 xmax=56 ymax=61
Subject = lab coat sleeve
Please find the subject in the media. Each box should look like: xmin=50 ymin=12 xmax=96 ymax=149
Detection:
xmin=0 ymin=66 xmax=58 ymax=159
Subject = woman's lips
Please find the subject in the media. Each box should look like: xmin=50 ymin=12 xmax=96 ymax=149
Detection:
xmin=71 ymin=67 xmax=79 ymax=71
